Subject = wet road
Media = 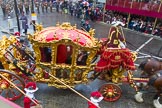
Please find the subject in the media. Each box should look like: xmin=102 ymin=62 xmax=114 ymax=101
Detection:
xmin=0 ymin=9 xmax=162 ymax=108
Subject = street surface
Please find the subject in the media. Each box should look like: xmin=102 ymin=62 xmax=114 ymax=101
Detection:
xmin=0 ymin=8 xmax=162 ymax=108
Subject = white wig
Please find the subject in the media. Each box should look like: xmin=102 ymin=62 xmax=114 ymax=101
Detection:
xmin=112 ymin=21 xmax=125 ymax=27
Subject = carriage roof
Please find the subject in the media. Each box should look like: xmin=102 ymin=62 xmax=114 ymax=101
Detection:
xmin=29 ymin=22 xmax=98 ymax=48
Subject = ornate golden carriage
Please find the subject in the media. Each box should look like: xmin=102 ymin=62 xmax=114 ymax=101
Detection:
xmin=29 ymin=22 xmax=100 ymax=88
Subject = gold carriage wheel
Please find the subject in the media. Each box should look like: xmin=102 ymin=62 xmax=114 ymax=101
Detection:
xmin=0 ymin=69 xmax=25 ymax=101
xmin=99 ymin=83 xmax=122 ymax=102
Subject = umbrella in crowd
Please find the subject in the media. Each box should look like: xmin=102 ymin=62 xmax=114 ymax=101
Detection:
xmin=82 ymin=1 xmax=89 ymax=6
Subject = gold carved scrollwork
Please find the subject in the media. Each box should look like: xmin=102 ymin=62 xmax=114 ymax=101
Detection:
xmin=73 ymin=24 xmax=77 ymax=29
xmin=35 ymin=23 xmax=43 ymax=32
xmin=0 ymin=36 xmax=20 ymax=71
xmin=35 ymin=67 xmax=43 ymax=81
xmin=32 ymin=44 xmax=41 ymax=63
xmin=59 ymin=22 xmax=76 ymax=30
xmin=0 ymin=36 xmax=17 ymax=58
xmin=89 ymin=28 xmax=95 ymax=37
xmin=131 ymin=52 xmax=138 ymax=62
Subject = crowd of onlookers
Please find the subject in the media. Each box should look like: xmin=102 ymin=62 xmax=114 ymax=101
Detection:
xmin=49 ymin=0 xmax=162 ymax=38
xmin=104 ymin=10 xmax=162 ymax=38
xmin=1 ymin=0 xmax=162 ymax=38
xmin=139 ymin=0 xmax=161 ymax=3
xmin=52 ymin=0 xmax=104 ymax=22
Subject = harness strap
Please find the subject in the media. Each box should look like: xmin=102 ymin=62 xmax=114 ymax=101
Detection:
xmin=148 ymin=72 xmax=162 ymax=86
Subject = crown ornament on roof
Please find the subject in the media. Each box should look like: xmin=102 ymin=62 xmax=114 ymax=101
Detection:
xmin=89 ymin=28 xmax=95 ymax=37
xmin=57 ymin=22 xmax=76 ymax=30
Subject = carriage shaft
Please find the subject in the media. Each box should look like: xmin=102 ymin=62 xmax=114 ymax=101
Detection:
xmin=132 ymin=77 xmax=149 ymax=82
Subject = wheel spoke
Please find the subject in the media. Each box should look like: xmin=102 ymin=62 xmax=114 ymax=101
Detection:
xmin=9 ymin=89 xmax=17 ymax=97
xmin=103 ymin=88 xmax=108 ymax=92
xmin=0 ymin=89 xmax=3 ymax=94
xmin=113 ymin=91 xmax=120 ymax=95
xmin=10 ymin=77 xmax=17 ymax=82
xmin=16 ymin=83 xmax=23 ymax=88
xmin=102 ymin=92 xmax=108 ymax=96
xmin=5 ymin=89 xmax=10 ymax=99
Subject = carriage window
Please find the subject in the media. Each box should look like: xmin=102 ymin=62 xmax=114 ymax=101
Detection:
xmin=39 ymin=47 xmax=52 ymax=62
xmin=74 ymin=69 xmax=84 ymax=81
xmin=56 ymin=44 xmax=73 ymax=64
xmin=55 ymin=69 xmax=70 ymax=79
xmin=76 ymin=50 xmax=88 ymax=66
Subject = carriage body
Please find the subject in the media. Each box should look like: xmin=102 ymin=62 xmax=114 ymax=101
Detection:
xmin=28 ymin=22 xmax=100 ymax=89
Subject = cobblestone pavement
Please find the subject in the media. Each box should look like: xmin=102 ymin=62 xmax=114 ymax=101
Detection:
xmin=0 ymin=9 xmax=162 ymax=108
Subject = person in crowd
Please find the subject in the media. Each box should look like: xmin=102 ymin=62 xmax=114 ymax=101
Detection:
xmin=41 ymin=1 xmax=45 ymax=13
xmin=59 ymin=1 xmax=64 ymax=14
xmin=84 ymin=20 xmax=91 ymax=32
xmin=18 ymin=2 xmax=24 ymax=15
xmin=69 ymin=4 xmax=74 ymax=16
xmin=81 ymin=19 xmax=85 ymax=27
xmin=140 ymin=21 xmax=146 ymax=32
xmin=93 ymin=8 xmax=98 ymax=21
xmin=152 ymin=27 xmax=159 ymax=36
xmin=20 ymin=11 xmax=29 ymax=35
xmin=49 ymin=1 xmax=53 ymax=12
xmin=56 ymin=1 xmax=59 ymax=13
xmin=24 ymin=1 xmax=30 ymax=15
xmin=128 ymin=18 xmax=135 ymax=29
xmin=85 ymin=7 xmax=90 ymax=20
xmin=35 ymin=1 xmax=40 ymax=14
xmin=156 ymin=24 xmax=162 ymax=38
xmin=144 ymin=22 xmax=153 ymax=34
xmin=45 ymin=1 xmax=48 ymax=13
xmin=89 ymin=8 xmax=95 ymax=21
xmin=104 ymin=11 xmax=112 ymax=24
xmin=1 ymin=1 xmax=6 ymax=17
xmin=77 ymin=51 xmax=88 ymax=65
xmin=30 ymin=20 xmax=36 ymax=32
xmin=77 ymin=7 xmax=82 ymax=18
